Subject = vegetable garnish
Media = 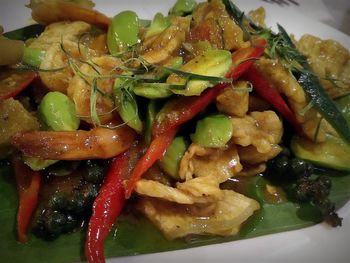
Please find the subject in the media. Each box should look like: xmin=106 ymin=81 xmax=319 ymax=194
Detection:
xmin=12 ymin=156 xmax=41 ymax=243
xmin=0 ymin=69 xmax=37 ymax=101
xmin=85 ymin=152 xmax=128 ymax=263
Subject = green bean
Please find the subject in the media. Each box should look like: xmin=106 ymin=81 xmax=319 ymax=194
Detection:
xmin=38 ymin=92 xmax=80 ymax=131
xmin=191 ymin=114 xmax=233 ymax=148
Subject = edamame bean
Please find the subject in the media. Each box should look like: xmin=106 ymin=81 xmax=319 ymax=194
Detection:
xmin=38 ymin=91 xmax=80 ymax=131
xmin=113 ymin=78 xmax=143 ymax=133
xmin=191 ymin=114 xmax=233 ymax=148
xmin=159 ymin=136 xmax=188 ymax=179
xmin=22 ymin=47 xmax=46 ymax=67
xmin=169 ymin=0 xmax=197 ymax=16
xmin=107 ymin=11 xmax=139 ymax=54
xmin=145 ymin=13 xmax=171 ymax=38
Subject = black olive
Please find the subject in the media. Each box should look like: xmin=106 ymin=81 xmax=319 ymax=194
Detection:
xmin=49 ymin=192 xmax=69 ymax=211
xmin=273 ymin=155 xmax=290 ymax=176
xmin=67 ymin=192 xmax=87 ymax=215
xmin=316 ymin=175 xmax=332 ymax=190
xmin=84 ymin=160 xmax=105 ymax=184
xmin=44 ymin=210 xmax=66 ymax=236
xmin=290 ymin=158 xmax=309 ymax=178
xmin=62 ymin=213 xmax=78 ymax=233
xmin=81 ymin=183 xmax=99 ymax=205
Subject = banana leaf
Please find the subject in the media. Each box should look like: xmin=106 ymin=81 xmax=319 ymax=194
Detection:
xmin=1 ymin=161 xmax=350 ymax=263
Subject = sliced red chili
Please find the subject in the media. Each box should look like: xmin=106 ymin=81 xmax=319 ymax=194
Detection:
xmin=243 ymin=65 xmax=301 ymax=132
xmin=85 ymin=152 xmax=128 ymax=263
xmin=0 ymin=69 xmax=37 ymax=100
xmin=12 ymin=156 xmax=41 ymax=243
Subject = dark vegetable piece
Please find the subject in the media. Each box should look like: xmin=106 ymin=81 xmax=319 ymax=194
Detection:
xmin=12 ymin=156 xmax=41 ymax=243
xmin=3 ymin=24 xmax=45 ymax=41
xmin=85 ymin=152 xmax=128 ymax=263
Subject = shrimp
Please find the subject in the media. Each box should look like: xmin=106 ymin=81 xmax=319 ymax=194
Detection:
xmin=28 ymin=0 xmax=111 ymax=29
xmin=67 ymin=55 xmax=123 ymax=124
xmin=11 ymin=125 xmax=136 ymax=160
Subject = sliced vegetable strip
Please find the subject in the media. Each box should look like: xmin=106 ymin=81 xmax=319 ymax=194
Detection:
xmin=126 ymin=40 xmax=267 ymax=198
xmin=125 ymin=129 xmax=177 ymax=198
xmin=243 ymin=65 xmax=301 ymax=132
xmin=0 ymin=70 xmax=36 ymax=100
xmin=12 ymin=156 xmax=41 ymax=243
xmin=85 ymin=153 xmax=127 ymax=263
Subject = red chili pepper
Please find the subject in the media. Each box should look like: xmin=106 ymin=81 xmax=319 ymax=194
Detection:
xmin=85 ymin=152 xmax=128 ymax=263
xmin=125 ymin=129 xmax=177 ymax=198
xmin=125 ymin=40 xmax=267 ymax=198
xmin=12 ymin=156 xmax=41 ymax=243
xmin=0 ymin=70 xmax=37 ymax=101
xmin=243 ymin=65 xmax=301 ymax=132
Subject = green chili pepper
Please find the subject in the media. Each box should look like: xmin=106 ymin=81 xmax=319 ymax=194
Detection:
xmin=158 ymin=136 xmax=188 ymax=179
xmin=113 ymin=77 xmax=143 ymax=133
xmin=38 ymin=91 xmax=80 ymax=131
xmin=191 ymin=114 xmax=233 ymax=148
xmin=107 ymin=11 xmax=140 ymax=54
xmin=22 ymin=47 xmax=46 ymax=68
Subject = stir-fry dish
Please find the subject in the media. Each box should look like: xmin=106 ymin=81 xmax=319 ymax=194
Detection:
xmin=1 ymin=0 xmax=350 ymax=262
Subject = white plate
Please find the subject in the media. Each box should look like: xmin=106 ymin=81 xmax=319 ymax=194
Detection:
xmin=1 ymin=1 xmax=349 ymax=263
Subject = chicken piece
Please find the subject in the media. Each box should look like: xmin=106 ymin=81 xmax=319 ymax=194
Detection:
xmin=29 ymin=21 xmax=91 ymax=50
xmin=176 ymin=176 xmax=224 ymax=202
xmin=248 ymin=7 xmax=266 ymax=27
xmin=255 ymin=58 xmax=334 ymax=142
xmin=190 ymin=0 xmax=249 ymax=51
xmin=179 ymin=143 xmax=242 ymax=181
xmin=141 ymin=16 xmax=191 ymax=64
xmin=296 ymin=34 xmax=350 ymax=99
xmin=216 ymin=81 xmax=250 ymax=117
xmin=138 ymin=190 xmax=260 ymax=240
xmin=231 ymin=111 xmax=283 ymax=154
xmin=135 ymin=177 xmax=222 ymax=205
xmin=238 ymin=144 xmax=282 ymax=165
xmin=135 ymin=179 xmax=198 ymax=204
xmin=67 ymin=55 xmax=123 ymax=124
